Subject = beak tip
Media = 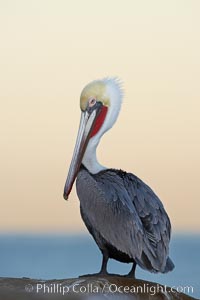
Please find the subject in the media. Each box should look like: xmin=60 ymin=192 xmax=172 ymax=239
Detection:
xmin=63 ymin=193 xmax=69 ymax=201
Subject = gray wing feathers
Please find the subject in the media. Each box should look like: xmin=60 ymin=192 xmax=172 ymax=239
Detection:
xmin=125 ymin=172 xmax=172 ymax=272
xmin=77 ymin=170 xmax=144 ymax=259
xmin=77 ymin=169 xmax=173 ymax=273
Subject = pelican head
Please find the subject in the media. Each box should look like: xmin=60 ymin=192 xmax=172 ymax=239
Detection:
xmin=64 ymin=77 xmax=123 ymax=200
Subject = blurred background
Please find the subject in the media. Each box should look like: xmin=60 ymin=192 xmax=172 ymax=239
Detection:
xmin=0 ymin=0 xmax=200 ymax=298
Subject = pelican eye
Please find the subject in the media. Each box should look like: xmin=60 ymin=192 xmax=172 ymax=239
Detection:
xmin=88 ymin=98 xmax=96 ymax=107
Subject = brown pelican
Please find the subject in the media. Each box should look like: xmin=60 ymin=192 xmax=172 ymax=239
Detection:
xmin=64 ymin=78 xmax=174 ymax=277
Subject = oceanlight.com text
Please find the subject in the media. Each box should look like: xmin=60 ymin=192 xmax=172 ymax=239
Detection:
xmin=25 ymin=282 xmax=194 ymax=296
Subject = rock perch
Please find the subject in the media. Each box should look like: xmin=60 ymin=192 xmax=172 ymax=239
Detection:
xmin=0 ymin=276 xmax=197 ymax=300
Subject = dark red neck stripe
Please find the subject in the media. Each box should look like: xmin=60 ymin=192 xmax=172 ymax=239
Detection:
xmin=90 ymin=105 xmax=108 ymax=138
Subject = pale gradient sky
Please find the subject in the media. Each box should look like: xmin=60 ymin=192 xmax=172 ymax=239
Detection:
xmin=0 ymin=0 xmax=200 ymax=233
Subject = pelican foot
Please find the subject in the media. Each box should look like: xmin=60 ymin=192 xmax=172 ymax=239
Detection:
xmin=123 ymin=273 xmax=136 ymax=279
xmin=79 ymin=272 xmax=124 ymax=278
xmin=79 ymin=272 xmax=108 ymax=278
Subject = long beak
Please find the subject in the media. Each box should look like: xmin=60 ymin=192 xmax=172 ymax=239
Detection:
xmin=63 ymin=106 xmax=101 ymax=200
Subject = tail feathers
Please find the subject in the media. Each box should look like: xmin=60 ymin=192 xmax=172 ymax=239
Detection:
xmin=135 ymin=254 xmax=175 ymax=273
xmin=164 ymin=257 xmax=175 ymax=273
